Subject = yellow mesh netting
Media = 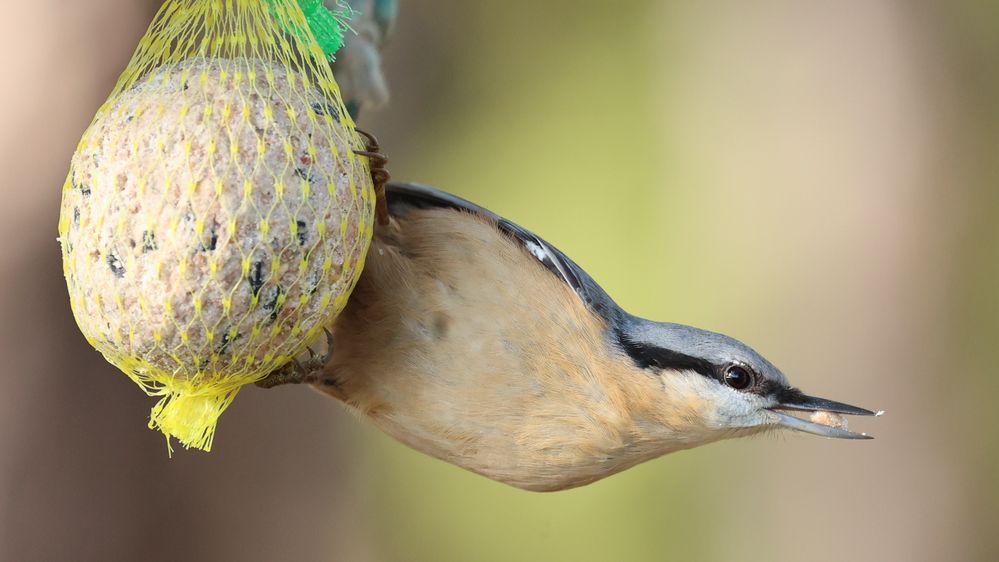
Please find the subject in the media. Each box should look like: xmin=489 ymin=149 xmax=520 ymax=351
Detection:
xmin=57 ymin=0 xmax=376 ymax=452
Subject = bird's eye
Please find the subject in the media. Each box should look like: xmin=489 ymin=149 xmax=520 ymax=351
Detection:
xmin=724 ymin=365 xmax=754 ymax=390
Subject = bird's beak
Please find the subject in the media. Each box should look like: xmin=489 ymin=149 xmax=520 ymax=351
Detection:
xmin=768 ymin=389 xmax=879 ymax=440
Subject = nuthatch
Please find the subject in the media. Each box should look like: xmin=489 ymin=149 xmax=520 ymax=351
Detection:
xmin=260 ymin=181 xmax=877 ymax=491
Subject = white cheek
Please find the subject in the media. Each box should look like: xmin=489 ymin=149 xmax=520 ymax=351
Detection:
xmin=710 ymin=387 xmax=769 ymax=428
xmin=656 ymin=370 xmax=771 ymax=436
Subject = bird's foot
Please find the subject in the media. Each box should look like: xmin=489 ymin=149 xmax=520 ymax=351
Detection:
xmin=255 ymin=328 xmax=336 ymax=389
xmin=353 ymin=128 xmax=391 ymax=226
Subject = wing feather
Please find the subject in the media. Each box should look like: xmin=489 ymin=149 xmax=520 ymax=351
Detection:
xmin=384 ymin=182 xmax=621 ymax=321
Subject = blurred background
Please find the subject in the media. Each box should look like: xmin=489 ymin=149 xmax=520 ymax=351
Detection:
xmin=1 ymin=1 xmax=997 ymax=560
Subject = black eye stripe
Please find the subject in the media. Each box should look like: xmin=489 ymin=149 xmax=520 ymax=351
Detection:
xmin=615 ymin=330 xmax=783 ymax=396
xmin=615 ymin=331 xmax=776 ymax=396
xmin=615 ymin=330 xmax=716 ymax=379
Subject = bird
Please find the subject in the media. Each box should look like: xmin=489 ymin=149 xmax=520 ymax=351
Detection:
xmin=258 ymin=181 xmax=877 ymax=492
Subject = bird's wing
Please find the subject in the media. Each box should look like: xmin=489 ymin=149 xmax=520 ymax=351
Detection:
xmin=384 ymin=182 xmax=623 ymax=323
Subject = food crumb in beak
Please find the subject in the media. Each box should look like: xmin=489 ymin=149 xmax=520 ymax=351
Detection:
xmin=809 ymin=411 xmax=848 ymax=429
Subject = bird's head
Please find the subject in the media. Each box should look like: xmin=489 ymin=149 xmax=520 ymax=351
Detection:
xmin=617 ymin=317 xmax=876 ymax=446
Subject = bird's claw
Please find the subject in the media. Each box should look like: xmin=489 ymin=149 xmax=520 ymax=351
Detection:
xmin=353 ymin=128 xmax=390 ymax=226
xmin=255 ymin=328 xmax=335 ymax=389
